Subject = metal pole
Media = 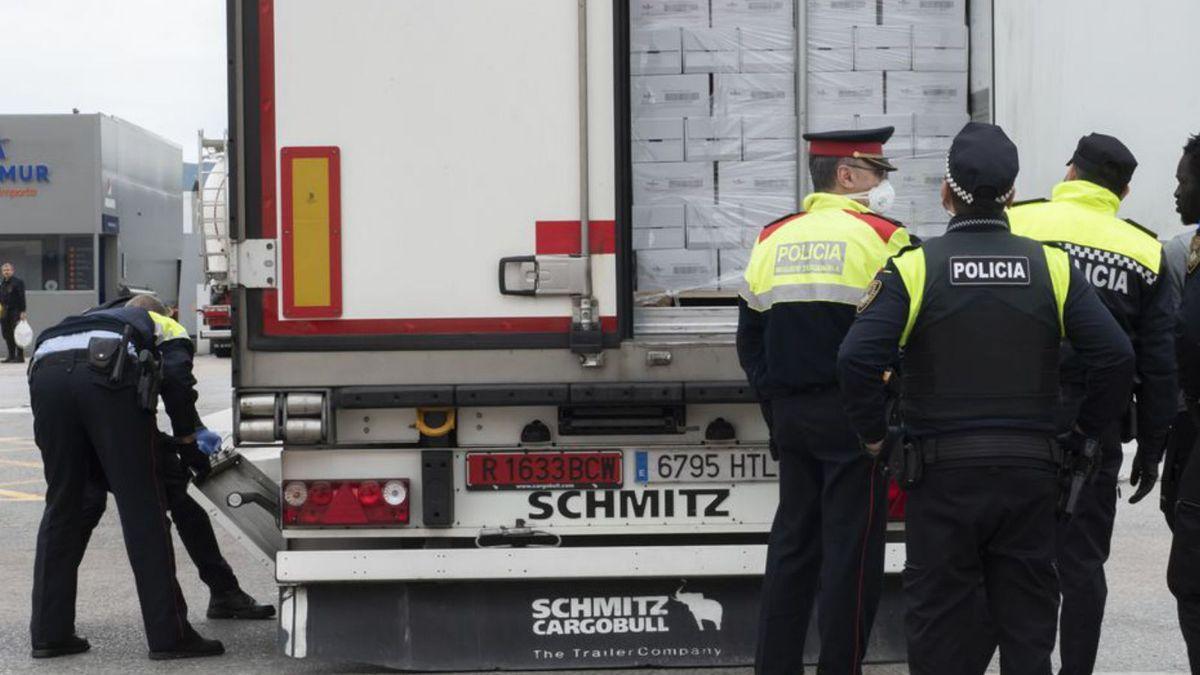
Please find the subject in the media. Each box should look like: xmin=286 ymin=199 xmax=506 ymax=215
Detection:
xmin=577 ymin=0 xmax=593 ymax=304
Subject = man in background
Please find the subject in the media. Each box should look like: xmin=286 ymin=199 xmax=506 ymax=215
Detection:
xmin=1 ymin=262 xmax=28 ymax=363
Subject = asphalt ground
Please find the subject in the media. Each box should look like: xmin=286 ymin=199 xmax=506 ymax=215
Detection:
xmin=0 ymin=355 xmax=1189 ymax=673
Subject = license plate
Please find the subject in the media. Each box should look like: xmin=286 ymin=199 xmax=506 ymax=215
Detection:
xmin=465 ymin=451 xmax=624 ymax=491
xmin=635 ymin=449 xmax=777 ymax=483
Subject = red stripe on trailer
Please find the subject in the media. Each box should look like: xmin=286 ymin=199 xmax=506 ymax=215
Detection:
xmin=259 ymin=0 xmax=277 ymax=239
xmin=535 ymin=220 xmax=617 ymax=255
xmin=260 ymin=290 xmax=617 ymax=336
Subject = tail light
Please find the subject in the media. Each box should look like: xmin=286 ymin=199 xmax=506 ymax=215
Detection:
xmin=202 ymin=305 xmax=232 ymax=328
xmin=886 ymin=478 xmax=907 ymax=521
xmin=281 ymin=479 xmax=410 ymax=527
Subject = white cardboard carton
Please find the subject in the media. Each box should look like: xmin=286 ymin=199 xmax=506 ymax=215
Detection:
xmin=718 ymin=248 xmax=753 ymax=289
xmin=714 ymin=73 xmax=796 ymax=116
xmin=808 ymin=48 xmax=855 ymax=72
xmin=633 ymin=204 xmax=686 ymax=230
xmin=631 ymin=0 xmax=711 ymax=29
xmin=631 ymin=29 xmax=682 ymax=75
xmin=915 ymin=113 xmax=969 ymax=136
xmin=807 ymin=114 xmax=859 ymax=134
xmin=913 ymin=48 xmax=968 ymax=72
xmin=886 ymin=71 xmax=968 ymax=115
xmin=682 ymin=27 xmax=740 ymax=74
xmin=711 ymin=0 xmax=793 ymax=29
xmin=914 ymin=24 xmax=969 ymax=49
xmin=744 ymin=116 xmax=797 ymax=140
xmin=686 ymin=225 xmax=746 ymax=250
xmin=854 ymin=46 xmax=912 ymax=71
xmin=719 ymin=160 xmax=797 ymax=201
xmin=685 ymin=117 xmax=742 ymax=161
xmin=687 ymin=202 xmax=746 ymax=229
xmin=891 ymin=157 xmax=946 ymax=202
xmin=632 ymin=74 xmax=710 ymax=118
xmin=809 ymin=0 xmax=877 ymax=29
xmin=808 ymin=71 xmax=885 ymax=116
xmin=632 ymin=118 xmax=686 ymax=163
xmin=636 ymin=249 xmax=719 ymax=292
xmin=857 ymin=113 xmax=916 ymax=136
xmin=855 ymin=25 xmax=913 ymax=48
xmin=882 ymin=0 xmax=967 ymax=26
xmin=741 ymin=25 xmax=794 ymax=51
xmin=633 ymin=227 xmax=687 ymax=250
xmin=744 ymin=139 xmax=797 ymax=161
xmin=742 ymin=50 xmax=795 ymax=74
xmin=808 ymin=23 xmax=855 ymax=50
xmin=633 ymin=161 xmax=715 ymax=205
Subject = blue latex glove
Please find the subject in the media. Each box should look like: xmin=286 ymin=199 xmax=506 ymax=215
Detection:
xmin=196 ymin=428 xmax=223 ymax=456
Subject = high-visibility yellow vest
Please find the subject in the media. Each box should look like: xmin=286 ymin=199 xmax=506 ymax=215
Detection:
xmin=741 ymin=193 xmax=912 ymax=311
xmin=149 ymin=311 xmax=190 ymax=345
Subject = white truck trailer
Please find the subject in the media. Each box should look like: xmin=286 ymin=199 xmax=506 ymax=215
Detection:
xmin=201 ymin=0 xmax=1200 ymax=669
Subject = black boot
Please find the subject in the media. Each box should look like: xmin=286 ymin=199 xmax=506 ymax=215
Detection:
xmin=207 ymin=588 xmax=276 ymax=620
xmin=148 ymin=628 xmax=225 ymax=660
xmin=31 ymin=634 xmax=91 ymax=658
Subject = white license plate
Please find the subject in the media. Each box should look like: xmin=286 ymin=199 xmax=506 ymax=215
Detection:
xmin=635 ymin=449 xmax=778 ymax=483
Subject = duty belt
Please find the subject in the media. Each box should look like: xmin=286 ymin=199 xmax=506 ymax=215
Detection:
xmin=919 ymin=433 xmax=1062 ymax=465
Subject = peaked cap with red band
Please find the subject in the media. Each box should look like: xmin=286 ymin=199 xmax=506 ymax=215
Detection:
xmin=802 ymin=126 xmax=897 ymax=172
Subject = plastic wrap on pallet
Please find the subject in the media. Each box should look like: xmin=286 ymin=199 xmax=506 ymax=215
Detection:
xmin=682 ymin=27 xmax=740 ymax=73
xmin=633 ymin=226 xmax=687 ymax=250
xmin=740 ymin=23 xmax=795 ymax=73
xmin=632 ymin=118 xmax=685 ymax=163
xmin=631 ymin=28 xmax=683 ymax=76
xmin=714 ymin=73 xmax=796 ymax=116
xmin=886 ymin=71 xmax=968 ymax=115
xmin=891 ymin=156 xmax=946 ymax=205
xmin=744 ymin=116 xmax=797 ymax=161
xmin=881 ymin=0 xmax=966 ymax=27
xmin=808 ymin=71 xmax=884 ymax=117
xmin=718 ymin=248 xmax=753 ymax=291
xmin=712 ymin=0 xmax=794 ymax=28
xmin=685 ymin=117 xmax=742 ymax=162
xmin=685 ymin=203 xmax=749 ymax=251
xmin=633 ymin=161 xmax=715 ymax=205
xmin=808 ymin=0 xmax=878 ymax=48
xmin=630 ymin=0 xmax=711 ymax=29
xmin=808 ymin=47 xmax=855 ymax=72
xmin=633 ymin=204 xmax=686 ymax=230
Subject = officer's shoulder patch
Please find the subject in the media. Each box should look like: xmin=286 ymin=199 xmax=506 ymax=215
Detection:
xmin=845 ymin=210 xmax=904 ymax=243
xmin=1122 ymin=218 xmax=1160 ymax=240
xmin=1010 ymin=197 xmax=1049 ymax=208
xmin=757 ymin=211 xmax=806 ymax=243
xmin=857 ymin=279 xmax=884 ymax=314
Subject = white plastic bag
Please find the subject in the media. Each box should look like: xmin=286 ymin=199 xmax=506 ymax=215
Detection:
xmin=14 ymin=320 xmax=33 ymax=349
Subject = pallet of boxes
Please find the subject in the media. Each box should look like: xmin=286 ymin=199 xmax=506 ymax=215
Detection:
xmin=630 ymin=0 xmax=972 ymax=305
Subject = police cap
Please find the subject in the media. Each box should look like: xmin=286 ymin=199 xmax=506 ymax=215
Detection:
xmin=802 ymin=126 xmax=897 ymax=171
xmin=1068 ymin=133 xmax=1137 ymax=193
xmin=945 ymin=122 xmax=1019 ymax=206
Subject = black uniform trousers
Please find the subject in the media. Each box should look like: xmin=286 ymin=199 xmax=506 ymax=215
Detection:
xmin=755 ymin=390 xmax=887 ymax=675
xmin=904 ymin=461 xmax=1060 ymax=675
xmin=79 ymin=436 xmax=240 ymax=596
xmin=30 ymin=353 xmax=191 ymax=650
xmin=1166 ymin=407 xmax=1200 ymax=673
xmin=2 ymin=312 xmax=23 ymax=361
xmin=1056 ymin=391 xmax=1124 ymax=675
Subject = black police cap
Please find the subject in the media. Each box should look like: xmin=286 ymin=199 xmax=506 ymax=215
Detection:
xmin=946 ymin=122 xmax=1019 ymax=205
xmin=802 ymin=126 xmax=897 ymax=171
xmin=1068 ymin=133 xmax=1137 ymax=192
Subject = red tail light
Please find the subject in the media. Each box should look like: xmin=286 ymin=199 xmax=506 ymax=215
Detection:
xmin=281 ymin=479 xmax=410 ymax=527
xmin=202 ymin=305 xmax=232 ymax=328
xmin=887 ymin=478 xmax=907 ymax=521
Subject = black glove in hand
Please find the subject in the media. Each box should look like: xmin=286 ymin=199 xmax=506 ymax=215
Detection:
xmin=1129 ymin=438 xmax=1165 ymax=505
xmin=178 ymin=440 xmax=212 ymax=482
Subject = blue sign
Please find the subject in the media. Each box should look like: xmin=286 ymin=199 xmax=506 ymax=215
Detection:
xmin=0 ymin=138 xmax=52 ymax=184
xmin=101 ymin=214 xmax=119 ymax=234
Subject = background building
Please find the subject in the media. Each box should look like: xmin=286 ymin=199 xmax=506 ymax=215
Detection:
xmin=0 ymin=113 xmax=188 ymax=337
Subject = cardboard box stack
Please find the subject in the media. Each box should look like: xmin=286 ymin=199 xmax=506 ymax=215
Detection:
xmin=631 ymin=0 xmax=800 ymax=296
xmin=630 ymin=0 xmax=975 ymax=298
xmin=807 ymin=0 xmax=970 ymax=237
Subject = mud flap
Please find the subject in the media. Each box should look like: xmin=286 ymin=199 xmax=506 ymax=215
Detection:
xmin=188 ymin=447 xmax=284 ymax=570
xmin=280 ymin=576 xmax=906 ymax=670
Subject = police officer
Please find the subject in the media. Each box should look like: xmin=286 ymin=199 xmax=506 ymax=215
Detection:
xmin=837 ymin=123 xmax=1135 ymax=674
xmin=28 ymin=298 xmax=224 ymax=659
xmin=1168 ymin=133 xmax=1200 ymax=671
xmin=1006 ymin=133 xmax=1176 ymax=674
xmin=738 ymin=126 xmax=912 ymax=674
xmin=77 ymin=295 xmax=275 ymax=621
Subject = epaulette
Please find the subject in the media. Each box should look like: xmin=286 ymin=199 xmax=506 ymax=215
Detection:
xmin=757 ymin=211 xmax=805 ymax=243
xmin=864 ymin=211 xmax=906 ymax=229
xmin=846 ymin=210 xmax=905 ymax=243
xmin=1123 ymin=218 xmax=1160 ymax=241
xmin=1010 ymin=197 xmax=1049 ymax=207
xmin=892 ymin=243 xmax=923 ymax=258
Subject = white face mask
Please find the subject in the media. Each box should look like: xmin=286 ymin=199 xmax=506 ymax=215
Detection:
xmin=847 ymin=180 xmax=896 ymax=214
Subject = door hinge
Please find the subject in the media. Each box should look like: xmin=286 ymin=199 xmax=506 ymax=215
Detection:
xmin=231 ymin=239 xmax=278 ymax=289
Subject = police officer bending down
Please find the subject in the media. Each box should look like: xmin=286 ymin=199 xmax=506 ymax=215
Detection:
xmin=78 ymin=295 xmax=274 ymax=621
xmin=738 ymin=126 xmax=912 ymax=674
xmin=29 ymin=299 xmax=224 ymax=659
xmin=837 ymin=123 xmax=1135 ymax=675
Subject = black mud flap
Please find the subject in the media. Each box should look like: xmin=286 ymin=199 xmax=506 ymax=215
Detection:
xmin=189 ymin=448 xmax=284 ymax=569
xmin=279 ymin=576 xmax=906 ymax=670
